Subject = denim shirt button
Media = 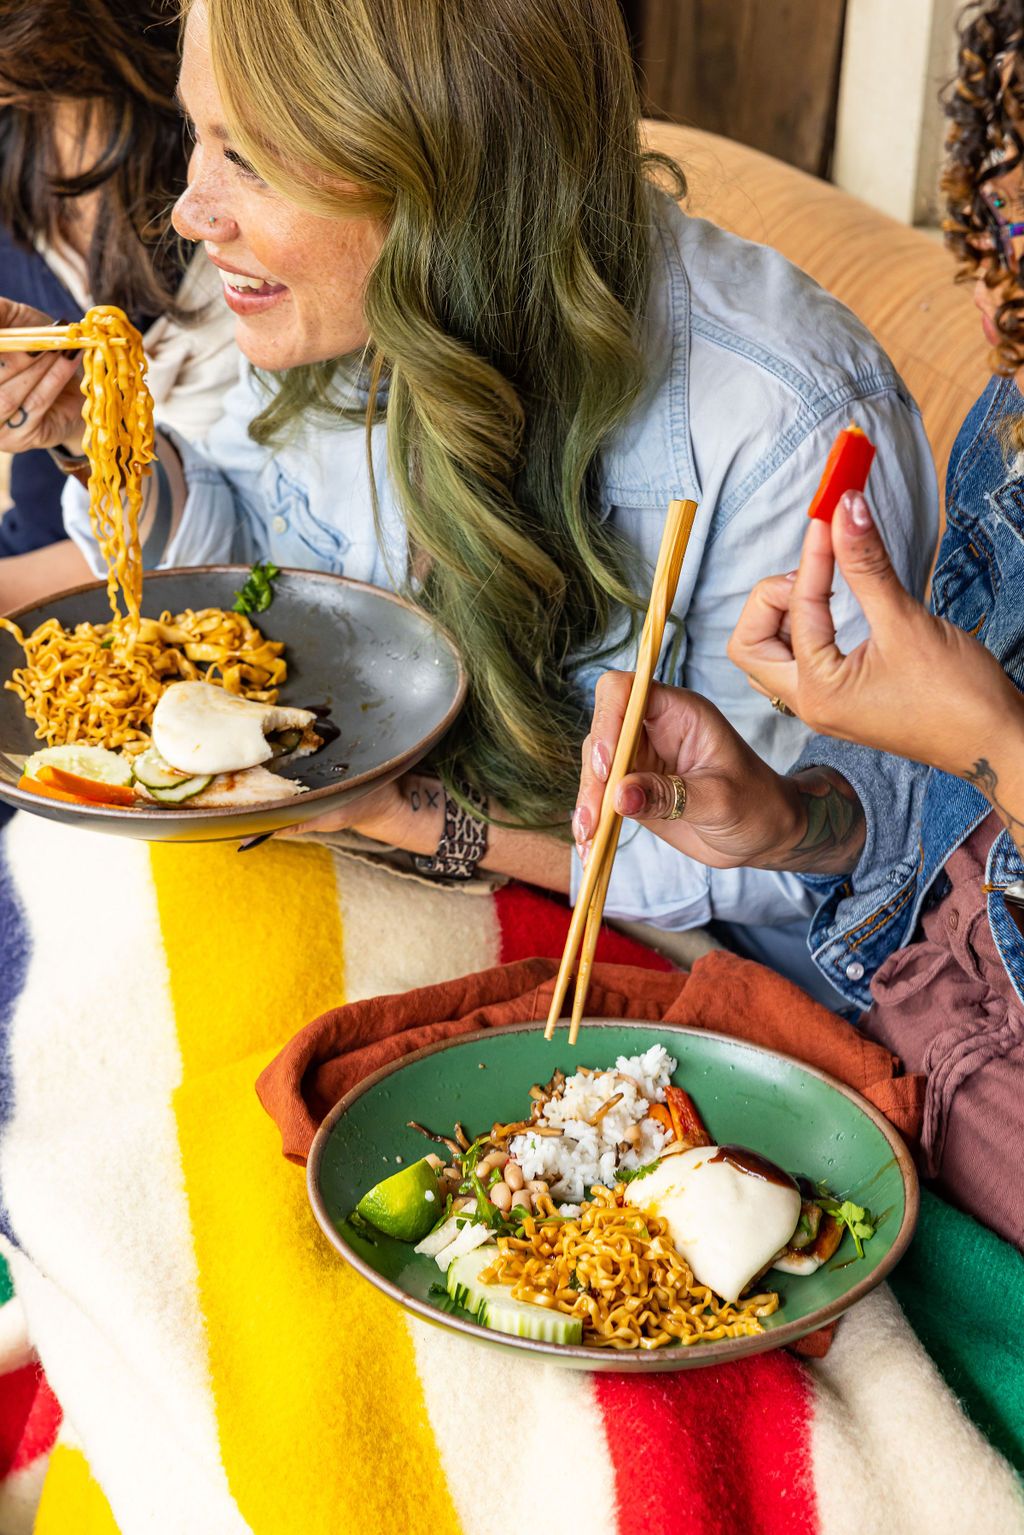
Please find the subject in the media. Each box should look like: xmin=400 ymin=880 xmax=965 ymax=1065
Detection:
xmin=271 ymin=514 xmax=288 ymax=534
xmin=845 ymin=960 xmax=865 ymax=982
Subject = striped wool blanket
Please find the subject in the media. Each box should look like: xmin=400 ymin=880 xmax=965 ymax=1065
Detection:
xmin=0 ymin=810 xmax=1020 ymax=1534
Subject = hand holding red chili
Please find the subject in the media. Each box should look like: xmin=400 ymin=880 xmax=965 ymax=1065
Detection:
xmin=727 ymin=490 xmax=1019 ymax=779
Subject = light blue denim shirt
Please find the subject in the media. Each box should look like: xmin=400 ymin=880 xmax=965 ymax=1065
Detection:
xmin=64 ymin=197 xmax=938 ymax=999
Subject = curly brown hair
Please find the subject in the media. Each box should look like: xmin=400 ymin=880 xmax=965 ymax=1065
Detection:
xmin=943 ymin=1 xmax=1024 ymax=372
xmin=0 ymin=0 xmax=191 ymax=322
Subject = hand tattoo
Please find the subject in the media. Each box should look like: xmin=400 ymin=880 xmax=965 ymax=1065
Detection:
xmin=4 ymin=405 xmax=27 ymax=429
xmin=777 ymin=769 xmax=866 ymax=874
xmin=964 ymin=757 xmax=1024 ymax=851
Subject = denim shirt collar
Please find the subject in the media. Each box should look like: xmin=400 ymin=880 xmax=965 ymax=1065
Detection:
xmin=598 ymin=200 xmax=701 ymax=509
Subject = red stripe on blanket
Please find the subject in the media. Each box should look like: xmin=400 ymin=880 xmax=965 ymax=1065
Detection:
xmin=597 ymin=1355 xmax=817 ymax=1535
xmin=495 ymin=884 xmax=673 ymax=969
xmin=0 ymin=1365 xmax=61 ymax=1475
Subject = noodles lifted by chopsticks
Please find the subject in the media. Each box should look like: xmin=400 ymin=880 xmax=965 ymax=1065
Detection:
xmin=479 ymin=1185 xmax=779 ymax=1350
xmin=0 ymin=306 xmax=288 ymax=752
xmin=64 ymin=305 xmax=154 ymax=645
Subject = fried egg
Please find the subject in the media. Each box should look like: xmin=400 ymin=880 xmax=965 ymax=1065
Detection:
xmin=627 ymin=1145 xmax=801 ymax=1302
xmin=152 ymin=682 xmax=316 ymax=776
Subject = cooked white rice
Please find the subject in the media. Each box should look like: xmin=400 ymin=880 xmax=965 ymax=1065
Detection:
xmin=509 ymin=1044 xmax=676 ymax=1205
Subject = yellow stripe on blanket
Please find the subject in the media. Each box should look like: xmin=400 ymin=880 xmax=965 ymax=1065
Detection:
xmin=33 ymin=1444 xmax=120 ymax=1535
xmin=151 ymin=842 xmax=462 ymax=1535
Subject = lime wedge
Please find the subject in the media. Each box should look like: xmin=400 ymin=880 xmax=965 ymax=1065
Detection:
xmin=356 ymin=1158 xmax=442 ymax=1242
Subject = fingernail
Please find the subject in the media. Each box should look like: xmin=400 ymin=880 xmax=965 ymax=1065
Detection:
xmin=784 ymin=569 xmax=798 ymax=581
xmin=237 ymin=832 xmax=273 ymax=851
xmin=616 ymin=784 xmax=646 ymax=817
xmin=591 ymin=740 xmax=610 ymax=782
xmin=842 ymin=490 xmax=872 ymax=530
xmin=571 ymin=805 xmax=591 ymax=843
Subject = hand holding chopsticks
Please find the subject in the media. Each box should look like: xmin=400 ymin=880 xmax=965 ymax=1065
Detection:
xmin=545 ymin=496 xmax=699 ymax=1046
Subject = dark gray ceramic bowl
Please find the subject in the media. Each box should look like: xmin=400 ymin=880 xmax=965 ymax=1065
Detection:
xmin=0 ymin=567 xmax=466 ymax=842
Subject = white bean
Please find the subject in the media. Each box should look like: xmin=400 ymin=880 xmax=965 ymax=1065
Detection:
xmin=510 ymin=1187 xmax=531 ymax=1212
xmin=478 ymin=1150 xmax=509 ymax=1175
xmin=490 ymin=1182 xmax=512 ymax=1213
xmin=504 ymin=1161 xmax=525 ymax=1192
xmin=527 ymin=1179 xmax=549 ymax=1196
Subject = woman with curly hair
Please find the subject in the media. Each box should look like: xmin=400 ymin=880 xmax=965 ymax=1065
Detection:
xmin=0 ymin=0 xmax=236 ymax=608
xmin=0 ymin=0 xmax=936 ymax=997
xmin=574 ymin=0 xmax=1024 ymax=1242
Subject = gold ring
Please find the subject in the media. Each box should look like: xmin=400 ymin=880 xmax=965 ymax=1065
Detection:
xmin=664 ymin=774 xmax=687 ymax=821
xmin=770 ymin=695 xmax=794 ymax=717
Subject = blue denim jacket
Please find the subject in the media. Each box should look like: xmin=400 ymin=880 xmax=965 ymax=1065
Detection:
xmin=796 ymin=374 xmax=1024 ymax=1010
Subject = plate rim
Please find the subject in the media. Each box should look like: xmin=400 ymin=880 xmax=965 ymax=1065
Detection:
xmin=307 ymin=1017 xmax=921 ymax=1370
xmin=0 ymin=565 xmax=467 ymax=822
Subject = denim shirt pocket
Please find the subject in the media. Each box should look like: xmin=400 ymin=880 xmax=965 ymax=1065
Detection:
xmin=270 ymin=465 xmax=351 ymax=571
xmin=930 ymin=498 xmax=996 ymax=641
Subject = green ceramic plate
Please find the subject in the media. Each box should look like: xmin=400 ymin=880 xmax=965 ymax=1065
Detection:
xmin=307 ymin=1021 xmax=919 ymax=1371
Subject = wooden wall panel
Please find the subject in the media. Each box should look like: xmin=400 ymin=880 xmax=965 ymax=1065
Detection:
xmin=631 ymin=0 xmax=847 ymax=177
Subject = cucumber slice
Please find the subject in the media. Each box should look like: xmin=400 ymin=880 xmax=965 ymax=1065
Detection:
xmin=24 ymin=744 xmax=132 ymax=787
xmin=445 ymin=1248 xmax=583 ymax=1345
xmin=132 ymin=745 xmax=192 ymax=790
xmin=147 ymin=774 xmax=213 ymax=804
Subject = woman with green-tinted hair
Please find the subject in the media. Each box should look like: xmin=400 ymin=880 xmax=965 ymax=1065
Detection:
xmin=0 ymin=0 xmax=937 ymax=999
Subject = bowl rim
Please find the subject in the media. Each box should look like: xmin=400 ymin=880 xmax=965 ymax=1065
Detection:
xmin=0 ymin=565 xmax=467 ymax=822
xmin=307 ymin=1017 xmax=921 ymax=1370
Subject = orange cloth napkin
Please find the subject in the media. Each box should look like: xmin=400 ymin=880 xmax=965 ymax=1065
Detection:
xmin=257 ymin=948 xmax=925 ymax=1162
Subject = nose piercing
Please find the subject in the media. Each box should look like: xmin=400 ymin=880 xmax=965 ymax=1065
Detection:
xmin=208 ymin=216 xmax=217 ymax=226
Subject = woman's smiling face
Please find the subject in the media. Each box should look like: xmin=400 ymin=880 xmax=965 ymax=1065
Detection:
xmin=172 ymin=3 xmax=382 ymax=372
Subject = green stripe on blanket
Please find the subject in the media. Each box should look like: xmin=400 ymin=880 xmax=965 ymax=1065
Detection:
xmin=0 ymin=1253 xmax=12 ymax=1308
xmin=890 ymin=1188 xmax=1024 ymax=1477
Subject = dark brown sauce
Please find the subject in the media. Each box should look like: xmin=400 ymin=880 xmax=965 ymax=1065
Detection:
xmin=709 ymin=1145 xmax=798 ymax=1191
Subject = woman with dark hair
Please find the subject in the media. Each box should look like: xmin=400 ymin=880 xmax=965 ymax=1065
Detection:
xmin=573 ymin=0 xmax=1024 ymax=1246
xmin=0 ymin=0 xmax=935 ymax=1001
xmin=0 ymin=0 xmax=236 ymax=609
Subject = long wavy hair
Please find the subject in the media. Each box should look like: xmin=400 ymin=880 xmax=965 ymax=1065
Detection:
xmin=944 ymin=1 xmax=1024 ymax=374
xmin=0 ymin=0 xmax=191 ymax=321
xmin=200 ymin=0 xmax=683 ymax=830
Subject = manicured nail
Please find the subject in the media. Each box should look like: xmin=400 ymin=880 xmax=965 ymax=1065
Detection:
xmin=616 ymin=784 xmax=646 ymax=817
xmin=591 ymin=740 xmax=610 ymax=782
xmin=572 ymin=805 xmax=591 ymax=844
xmin=784 ymin=570 xmax=798 ymax=581
xmin=842 ymin=490 xmax=872 ymax=530
xmin=237 ymin=832 xmax=273 ymax=851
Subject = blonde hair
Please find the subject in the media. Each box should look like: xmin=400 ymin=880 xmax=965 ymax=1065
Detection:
xmin=198 ymin=0 xmax=684 ymax=828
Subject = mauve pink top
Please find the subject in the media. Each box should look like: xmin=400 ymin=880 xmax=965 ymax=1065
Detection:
xmin=863 ymin=811 xmax=1024 ymax=1250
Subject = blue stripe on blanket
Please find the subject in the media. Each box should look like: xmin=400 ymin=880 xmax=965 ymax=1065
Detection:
xmin=0 ymin=816 xmax=29 ymax=1242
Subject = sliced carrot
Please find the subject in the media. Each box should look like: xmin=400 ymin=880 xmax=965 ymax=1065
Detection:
xmin=665 ymin=1085 xmax=712 ymax=1148
xmin=39 ymin=765 xmax=136 ymax=806
xmin=17 ymin=772 xmax=92 ymax=806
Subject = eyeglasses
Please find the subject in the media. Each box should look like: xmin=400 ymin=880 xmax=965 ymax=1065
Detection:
xmin=976 ymin=189 xmax=1024 ymax=271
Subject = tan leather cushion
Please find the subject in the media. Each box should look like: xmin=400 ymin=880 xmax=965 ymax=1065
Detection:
xmin=644 ymin=122 xmax=991 ymax=496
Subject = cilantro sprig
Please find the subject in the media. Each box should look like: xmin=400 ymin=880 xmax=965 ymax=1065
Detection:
xmin=819 ymin=1197 xmax=876 ymax=1259
xmin=615 ymin=1159 xmax=659 ymax=1185
xmin=233 ymin=560 xmax=280 ymax=615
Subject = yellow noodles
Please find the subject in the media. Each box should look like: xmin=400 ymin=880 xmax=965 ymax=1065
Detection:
xmin=0 ymin=609 xmax=286 ymax=753
xmin=67 ymin=305 xmax=154 ymax=644
xmin=480 ymin=1186 xmax=779 ymax=1351
xmin=0 ymin=307 xmax=287 ymax=752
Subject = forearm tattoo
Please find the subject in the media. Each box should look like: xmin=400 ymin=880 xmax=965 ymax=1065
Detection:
xmin=964 ymin=757 xmax=1024 ymax=858
xmin=777 ymin=769 xmax=866 ymax=874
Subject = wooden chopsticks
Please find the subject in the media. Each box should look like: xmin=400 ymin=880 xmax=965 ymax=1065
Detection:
xmin=544 ymin=496 xmax=699 ymax=1046
xmin=0 ymin=327 xmax=119 ymax=352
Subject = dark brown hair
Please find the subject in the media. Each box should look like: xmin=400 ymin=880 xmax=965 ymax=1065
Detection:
xmin=0 ymin=0 xmax=191 ymax=321
xmin=944 ymin=1 xmax=1024 ymax=371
